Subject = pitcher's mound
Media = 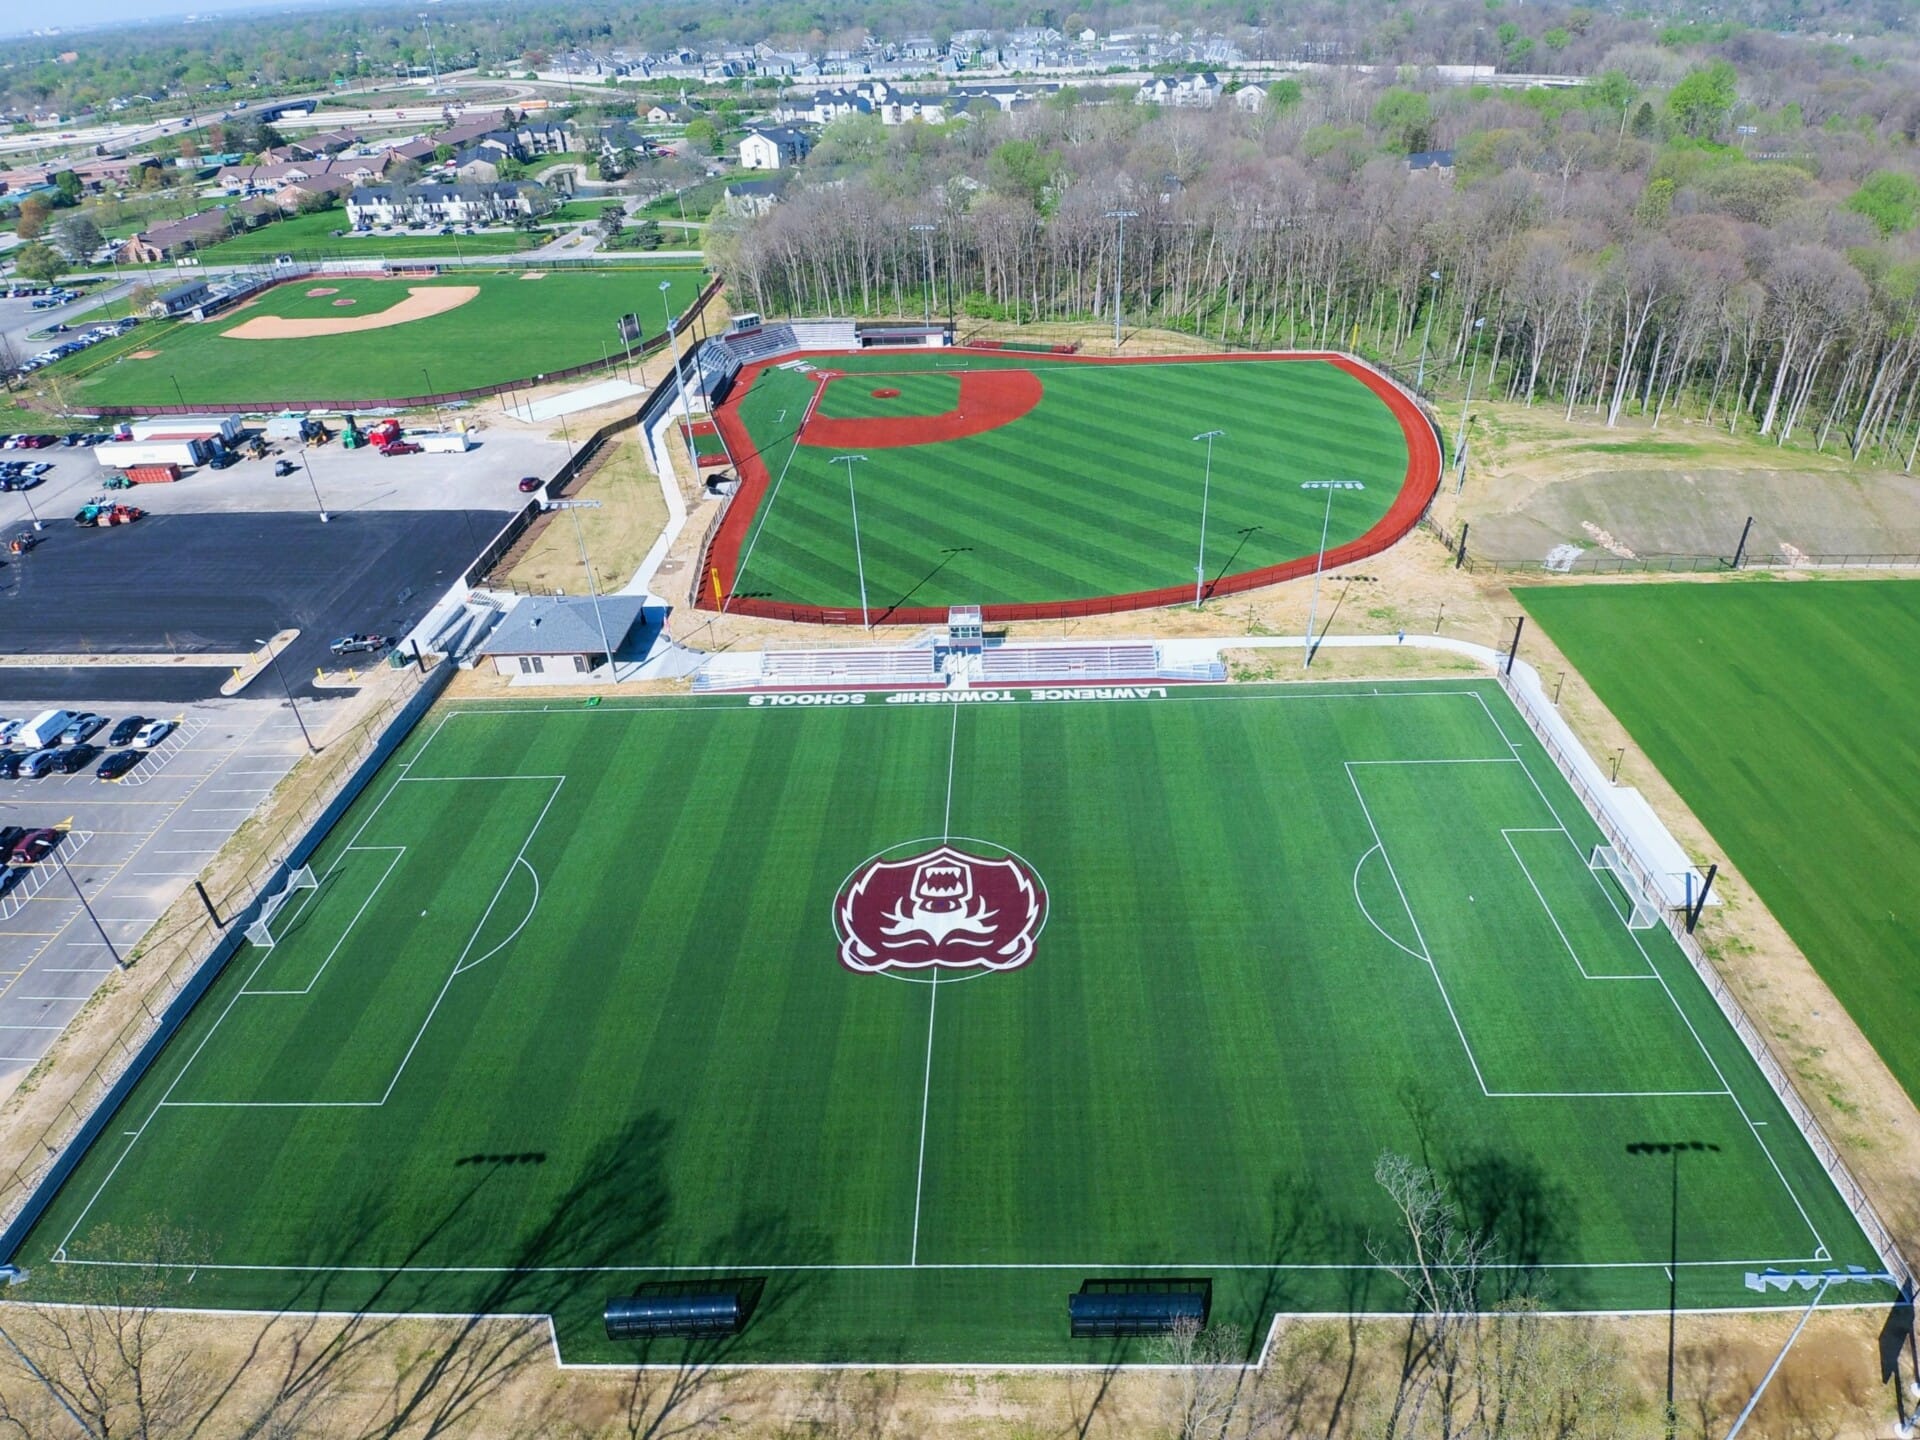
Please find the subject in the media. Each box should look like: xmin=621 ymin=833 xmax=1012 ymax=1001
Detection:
xmin=331 ymin=298 xmax=358 ymax=307
xmin=129 ymin=349 xmax=160 ymax=360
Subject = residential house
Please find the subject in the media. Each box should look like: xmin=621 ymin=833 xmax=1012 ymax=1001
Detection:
xmin=1233 ymin=83 xmax=1268 ymax=112
xmin=1407 ymin=149 xmax=1456 ymax=178
xmin=723 ymin=174 xmax=791 ymax=216
xmin=117 ymin=201 xmax=276 ymax=262
xmin=645 ymin=104 xmax=674 ymax=124
xmin=1136 ymin=73 xmax=1222 ymax=107
xmin=739 ymin=126 xmax=812 ymax=171
xmin=345 ymin=182 xmax=539 ymax=228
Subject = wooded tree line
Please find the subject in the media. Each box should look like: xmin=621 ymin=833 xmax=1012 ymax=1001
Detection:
xmin=713 ymin=41 xmax=1920 ymax=468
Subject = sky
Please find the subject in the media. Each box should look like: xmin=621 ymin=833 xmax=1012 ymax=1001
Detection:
xmin=5 ymin=0 xmax=387 ymax=38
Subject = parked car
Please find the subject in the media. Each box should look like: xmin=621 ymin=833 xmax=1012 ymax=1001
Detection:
xmin=16 ymin=750 xmax=61 ymax=779
xmin=52 ymin=744 xmax=99 ymax=774
xmin=381 ymin=441 xmax=423 ymax=457
xmin=207 ymin=449 xmax=237 ymax=470
xmin=59 ymin=712 xmax=106 ymax=745
xmin=0 ymin=753 xmax=23 ymax=780
xmin=96 ymin=749 xmax=144 ymax=781
xmin=6 ymin=828 xmax=60 ymax=865
xmin=517 ymin=476 xmax=542 ymax=493
xmin=330 ymin=634 xmax=391 ymax=657
xmin=132 ymin=719 xmax=177 ymax=749
xmin=106 ymin=715 xmax=147 ymax=747
xmin=0 ymin=718 xmax=21 ymax=747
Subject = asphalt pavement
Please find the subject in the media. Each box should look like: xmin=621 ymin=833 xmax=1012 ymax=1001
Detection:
xmin=0 ymin=509 xmax=509 ymax=701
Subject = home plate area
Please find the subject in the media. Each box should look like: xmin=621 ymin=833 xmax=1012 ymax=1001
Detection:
xmin=13 ymin=682 xmax=1875 ymax=1365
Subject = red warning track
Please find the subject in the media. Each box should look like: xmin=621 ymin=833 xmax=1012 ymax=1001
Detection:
xmin=701 ymin=348 xmax=1442 ymax=627
xmin=799 ymin=368 xmax=1044 ymax=449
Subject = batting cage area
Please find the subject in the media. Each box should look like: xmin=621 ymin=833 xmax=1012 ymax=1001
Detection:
xmin=703 ymin=350 xmax=1442 ymax=624
xmin=10 ymin=682 xmax=1880 ymax=1364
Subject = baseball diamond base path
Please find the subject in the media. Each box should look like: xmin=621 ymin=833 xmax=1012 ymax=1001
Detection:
xmin=221 ymin=285 xmax=480 ymax=339
xmin=703 ymin=348 xmax=1442 ymax=626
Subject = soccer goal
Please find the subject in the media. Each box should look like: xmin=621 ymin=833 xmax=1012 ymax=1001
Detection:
xmin=244 ymin=865 xmax=317 ymax=949
xmin=1588 ymin=846 xmax=1663 ymax=931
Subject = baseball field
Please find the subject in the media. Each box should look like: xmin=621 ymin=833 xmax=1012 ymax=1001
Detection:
xmin=10 ymin=681 xmax=1881 ymax=1364
xmin=706 ymin=349 xmax=1441 ymax=623
xmin=1519 ymin=579 xmax=1920 ymax=1109
xmin=52 ymin=267 xmax=707 ymax=408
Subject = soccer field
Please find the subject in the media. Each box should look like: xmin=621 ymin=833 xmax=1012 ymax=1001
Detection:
xmin=1519 ymin=579 xmax=1920 ymax=1110
xmin=13 ymin=682 xmax=1878 ymax=1364
xmin=708 ymin=350 xmax=1439 ymax=623
xmin=55 ymin=268 xmax=707 ymax=409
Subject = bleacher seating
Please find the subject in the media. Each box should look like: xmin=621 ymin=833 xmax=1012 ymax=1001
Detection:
xmin=978 ymin=644 xmax=1161 ymax=684
xmin=720 ymin=324 xmax=799 ymax=366
xmin=788 ymin=320 xmax=860 ymax=350
xmin=694 ymin=648 xmax=942 ymax=691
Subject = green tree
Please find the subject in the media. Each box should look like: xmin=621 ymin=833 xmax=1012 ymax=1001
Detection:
xmin=1266 ymin=77 xmax=1303 ymax=113
xmin=53 ymin=170 xmax=81 ymax=202
xmin=1845 ymin=170 xmax=1920 ymax=237
xmin=51 ymin=212 xmax=103 ymax=259
xmin=1372 ymin=87 xmax=1433 ymax=153
xmin=1586 ymin=70 xmax=1638 ymax=120
xmin=14 ymin=241 xmax=65 ymax=284
xmin=433 ymin=143 xmax=454 ymax=163
xmin=683 ymin=117 xmax=718 ymax=151
xmin=1543 ymin=26 xmax=1570 ymax=50
xmin=1630 ymin=100 xmax=1657 ymax=140
xmin=1636 ymin=175 xmax=1675 ymax=226
xmin=1665 ymin=60 xmax=1738 ymax=139
xmin=987 ymin=139 xmax=1057 ymax=208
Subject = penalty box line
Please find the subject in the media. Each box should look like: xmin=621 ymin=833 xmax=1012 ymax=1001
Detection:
xmin=1345 ymin=760 xmax=1729 ymax=1104
xmin=1463 ymin=688 xmax=1832 ymax=1260
xmin=54 ymin=772 xmax=564 ymax=1256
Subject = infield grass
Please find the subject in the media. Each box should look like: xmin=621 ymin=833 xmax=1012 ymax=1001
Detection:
xmin=1519 ymin=579 xmax=1920 ymax=1107
xmin=12 ymin=681 xmax=1877 ymax=1363
xmin=55 ymin=269 xmax=706 ymax=407
xmin=725 ymin=352 xmax=1414 ymax=612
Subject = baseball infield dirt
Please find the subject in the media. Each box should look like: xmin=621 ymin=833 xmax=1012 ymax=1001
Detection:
xmin=220 ymin=285 xmax=479 ymax=340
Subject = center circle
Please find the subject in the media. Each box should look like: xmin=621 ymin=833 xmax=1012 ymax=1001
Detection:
xmin=833 ymin=835 xmax=1049 ymax=983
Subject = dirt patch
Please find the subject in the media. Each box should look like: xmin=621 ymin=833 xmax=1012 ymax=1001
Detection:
xmin=221 ymin=285 xmax=479 ymax=340
xmin=505 ymin=435 xmax=666 ymax=596
xmin=519 ymin=271 xmax=548 ymax=280
xmin=128 ymin=349 xmax=159 ymax=360
xmin=330 ymin=298 xmax=358 ymax=307
xmin=305 ymin=286 xmax=338 ymax=297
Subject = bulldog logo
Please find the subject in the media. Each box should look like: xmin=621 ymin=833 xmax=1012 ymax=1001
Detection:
xmin=836 ymin=841 xmax=1047 ymax=975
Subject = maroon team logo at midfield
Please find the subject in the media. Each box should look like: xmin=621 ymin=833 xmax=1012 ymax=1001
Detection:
xmin=835 ymin=840 xmax=1048 ymax=975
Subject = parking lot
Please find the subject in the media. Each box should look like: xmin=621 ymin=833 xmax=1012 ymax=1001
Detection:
xmin=0 ymin=693 xmax=332 ymax=1095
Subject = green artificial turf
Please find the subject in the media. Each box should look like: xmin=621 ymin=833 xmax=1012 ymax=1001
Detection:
xmin=14 ymin=682 xmax=1877 ymax=1363
xmin=1518 ymin=579 xmax=1920 ymax=1107
xmin=726 ymin=353 xmax=1412 ymax=611
xmin=55 ymin=269 xmax=706 ymax=407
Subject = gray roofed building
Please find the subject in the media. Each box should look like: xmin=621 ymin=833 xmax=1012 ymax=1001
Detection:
xmin=481 ymin=595 xmax=650 ymax=677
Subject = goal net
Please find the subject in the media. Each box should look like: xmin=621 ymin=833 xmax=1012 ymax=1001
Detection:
xmin=245 ymin=865 xmax=317 ymax=949
xmin=1588 ymin=846 xmax=1662 ymax=931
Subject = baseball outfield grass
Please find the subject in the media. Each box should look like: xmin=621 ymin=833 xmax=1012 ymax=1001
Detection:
xmin=12 ymin=682 xmax=1877 ymax=1363
xmin=1518 ymin=579 xmax=1920 ymax=1108
xmin=717 ymin=351 xmax=1425 ymax=618
xmin=53 ymin=268 xmax=706 ymax=408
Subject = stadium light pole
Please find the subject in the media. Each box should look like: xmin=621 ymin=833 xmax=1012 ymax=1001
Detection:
xmin=910 ymin=222 xmax=938 ymax=325
xmin=1300 ymin=481 xmax=1365 ymax=669
xmin=1415 ymin=270 xmax=1442 ymax=391
xmin=1454 ymin=315 xmax=1488 ymax=472
xmin=1192 ymin=429 xmax=1225 ymax=608
xmin=1104 ymin=209 xmax=1138 ymax=350
xmin=253 ymin=636 xmax=317 ymax=752
xmin=297 ymin=448 xmax=330 ymax=522
xmin=544 ymin=498 xmax=617 ymax=679
xmin=54 ymin=843 xmax=126 ymax=971
xmin=834 ymin=454 xmax=871 ymax=630
xmin=1727 ymin=1267 xmax=1906 ymax=1440
xmin=659 ymin=278 xmax=695 ymax=458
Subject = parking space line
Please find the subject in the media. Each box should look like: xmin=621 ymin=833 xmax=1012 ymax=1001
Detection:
xmin=43 ymin=968 xmax=113 ymax=974
xmin=0 ymin=1024 xmax=66 ymax=1032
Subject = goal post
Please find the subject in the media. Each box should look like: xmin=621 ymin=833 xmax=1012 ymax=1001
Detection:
xmin=244 ymin=865 xmax=317 ymax=949
xmin=1588 ymin=845 xmax=1662 ymax=931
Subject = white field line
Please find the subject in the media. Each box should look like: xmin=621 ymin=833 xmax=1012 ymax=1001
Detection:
xmin=1467 ymin=688 xmax=1831 ymax=1259
xmin=243 ymin=847 xmax=405 ymax=996
xmin=1500 ymin=830 xmax=1656 ymax=982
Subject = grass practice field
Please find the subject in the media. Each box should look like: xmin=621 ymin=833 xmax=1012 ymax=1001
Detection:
xmin=709 ymin=350 xmax=1436 ymax=622
xmin=55 ymin=268 xmax=706 ymax=408
xmin=13 ymin=681 xmax=1878 ymax=1364
xmin=1519 ymin=579 xmax=1920 ymax=1108
xmin=189 ymin=211 xmax=539 ymax=263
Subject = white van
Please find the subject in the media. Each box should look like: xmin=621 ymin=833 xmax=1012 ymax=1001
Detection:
xmin=15 ymin=709 xmax=75 ymax=749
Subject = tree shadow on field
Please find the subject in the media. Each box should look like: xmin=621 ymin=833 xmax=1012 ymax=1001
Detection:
xmin=1442 ymin=1146 xmax=1575 ymax=1308
xmin=50 ymin=1110 xmax=723 ymax=1439
xmin=874 ymin=546 xmax=971 ymax=624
